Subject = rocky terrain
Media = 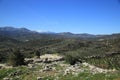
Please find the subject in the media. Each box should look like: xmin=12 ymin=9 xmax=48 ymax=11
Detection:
xmin=0 ymin=54 xmax=119 ymax=80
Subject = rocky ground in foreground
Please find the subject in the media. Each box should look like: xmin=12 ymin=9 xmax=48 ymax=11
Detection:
xmin=0 ymin=54 xmax=120 ymax=80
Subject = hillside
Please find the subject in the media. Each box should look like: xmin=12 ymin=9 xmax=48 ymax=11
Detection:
xmin=0 ymin=27 xmax=120 ymax=80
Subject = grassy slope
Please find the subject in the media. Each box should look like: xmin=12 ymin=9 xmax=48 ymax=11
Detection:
xmin=0 ymin=65 xmax=120 ymax=80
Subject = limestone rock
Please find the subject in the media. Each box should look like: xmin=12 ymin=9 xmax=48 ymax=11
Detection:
xmin=37 ymin=77 xmax=43 ymax=80
xmin=3 ymin=77 xmax=12 ymax=80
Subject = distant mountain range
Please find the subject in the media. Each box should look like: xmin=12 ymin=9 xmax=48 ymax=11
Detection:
xmin=0 ymin=27 xmax=120 ymax=41
xmin=58 ymin=32 xmax=99 ymax=38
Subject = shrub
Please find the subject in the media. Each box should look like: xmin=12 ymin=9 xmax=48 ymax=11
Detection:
xmin=8 ymin=49 xmax=25 ymax=66
xmin=34 ymin=50 xmax=40 ymax=58
xmin=65 ymin=52 xmax=79 ymax=65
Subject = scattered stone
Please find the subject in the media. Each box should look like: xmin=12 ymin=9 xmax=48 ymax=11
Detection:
xmin=0 ymin=64 xmax=12 ymax=69
xmin=13 ymin=76 xmax=20 ymax=80
xmin=43 ymin=58 xmax=52 ymax=63
xmin=43 ymin=65 xmax=52 ymax=72
xmin=25 ymin=58 xmax=34 ymax=64
xmin=34 ymin=59 xmax=42 ymax=63
xmin=28 ymin=63 xmax=35 ymax=68
xmin=37 ymin=77 xmax=43 ymax=80
xmin=64 ymin=69 xmax=71 ymax=75
xmin=3 ymin=77 xmax=12 ymax=80
xmin=1 ymin=54 xmax=118 ymax=79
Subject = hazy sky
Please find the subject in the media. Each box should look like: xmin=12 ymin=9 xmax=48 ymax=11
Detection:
xmin=0 ymin=0 xmax=120 ymax=34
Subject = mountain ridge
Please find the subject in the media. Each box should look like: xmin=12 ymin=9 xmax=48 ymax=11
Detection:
xmin=0 ymin=26 xmax=120 ymax=41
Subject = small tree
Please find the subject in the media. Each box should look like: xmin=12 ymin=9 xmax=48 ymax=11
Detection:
xmin=34 ymin=50 xmax=40 ymax=58
xmin=65 ymin=52 xmax=79 ymax=65
xmin=8 ymin=49 xmax=25 ymax=67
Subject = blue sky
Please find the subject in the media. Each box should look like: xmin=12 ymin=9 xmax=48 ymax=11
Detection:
xmin=0 ymin=0 xmax=120 ymax=34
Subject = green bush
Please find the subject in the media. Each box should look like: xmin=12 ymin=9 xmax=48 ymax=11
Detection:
xmin=65 ymin=52 xmax=79 ymax=65
xmin=34 ymin=50 xmax=40 ymax=58
xmin=8 ymin=49 xmax=25 ymax=67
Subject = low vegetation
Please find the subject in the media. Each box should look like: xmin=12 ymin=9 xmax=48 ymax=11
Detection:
xmin=8 ymin=49 xmax=25 ymax=67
